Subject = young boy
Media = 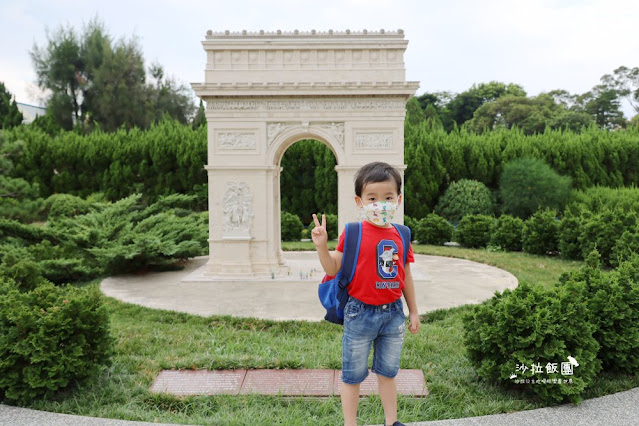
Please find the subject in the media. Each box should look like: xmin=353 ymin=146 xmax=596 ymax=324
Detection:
xmin=312 ymin=161 xmax=420 ymax=426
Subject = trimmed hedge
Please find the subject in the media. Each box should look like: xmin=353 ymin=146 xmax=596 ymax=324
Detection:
xmin=522 ymin=209 xmax=559 ymax=255
xmin=415 ymin=214 xmax=453 ymax=245
xmin=0 ymin=279 xmax=113 ymax=404
xmin=434 ymin=179 xmax=494 ymax=224
xmin=463 ymin=281 xmax=601 ymax=404
xmin=454 ymin=214 xmax=494 ymax=248
xmin=490 ymin=214 xmax=524 ymax=251
xmin=281 ymin=211 xmax=304 ymax=242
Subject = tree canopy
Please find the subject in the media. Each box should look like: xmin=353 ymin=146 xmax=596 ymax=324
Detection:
xmin=30 ymin=18 xmax=195 ymax=132
xmin=0 ymin=82 xmax=24 ymax=129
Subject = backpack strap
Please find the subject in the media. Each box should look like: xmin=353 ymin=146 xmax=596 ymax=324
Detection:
xmin=392 ymin=223 xmax=411 ymax=265
xmin=339 ymin=222 xmax=362 ymax=290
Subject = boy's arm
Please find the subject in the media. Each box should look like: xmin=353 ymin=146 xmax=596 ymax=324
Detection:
xmin=316 ymin=244 xmax=343 ymax=276
xmin=403 ymin=263 xmax=420 ymax=334
xmin=312 ymin=214 xmax=343 ymax=276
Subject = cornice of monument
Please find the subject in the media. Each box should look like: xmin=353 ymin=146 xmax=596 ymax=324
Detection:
xmin=205 ymin=29 xmax=406 ymax=39
xmin=191 ymin=81 xmax=420 ymax=98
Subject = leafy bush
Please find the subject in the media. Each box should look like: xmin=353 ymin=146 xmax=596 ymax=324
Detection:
xmin=569 ymin=185 xmax=639 ymax=214
xmin=434 ymin=179 xmax=494 ymax=223
xmin=281 ymin=211 xmax=303 ymax=242
xmin=0 ymin=193 xmax=208 ymax=281
xmin=307 ymin=213 xmax=338 ymax=240
xmin=0 ymin=279 xmax=113 ymax=404
xmin=499 ymin=157 xmax=572 ymax=219
xmin=558 ymin=208 xmax=585 ymax=260
xmin=415 ymin=214 xmax=453 ymax=245
xmin=522 ymin=209 xmax=559 ymax=255
xmin=463 ymin=282 xmax=601 ymax=404
xmin=44 ymin=193 xmax=92 ymax=218
xmin=578 ymin=208 xmax=637 ymax=267
xmin=404 ymin=216 xmax=418 ymax=239
xmin=490 ymin=214 xmax=524 ymax=251
xmin=558 ymin=251 xmax=639 ymax=372
xmin=611 ymin=227 xmax=639 ymax=268
xmin=454 ymin=214 xmax=494 ymax=248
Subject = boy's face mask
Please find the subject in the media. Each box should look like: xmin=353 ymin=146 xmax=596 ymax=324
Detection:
xmin=359 ymin=200 xmax=398 ymax=225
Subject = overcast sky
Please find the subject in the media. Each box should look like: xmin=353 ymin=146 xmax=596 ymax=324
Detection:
xmin=1 ymin=0 xmax=638 ymax=117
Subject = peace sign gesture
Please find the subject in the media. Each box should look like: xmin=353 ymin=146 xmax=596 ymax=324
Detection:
xmin=311 ymin=214 xmax=328 ymax=247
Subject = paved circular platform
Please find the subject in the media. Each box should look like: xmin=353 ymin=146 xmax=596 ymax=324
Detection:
xmin=100 ymin=252 xmax=518 ymax=321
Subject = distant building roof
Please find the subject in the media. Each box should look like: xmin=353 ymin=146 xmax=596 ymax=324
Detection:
xmin=16 ymin=102 xmax=46 ymax=124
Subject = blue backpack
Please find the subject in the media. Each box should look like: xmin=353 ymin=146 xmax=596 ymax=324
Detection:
xmin=318 ymin=222 xmax=411 ymax=325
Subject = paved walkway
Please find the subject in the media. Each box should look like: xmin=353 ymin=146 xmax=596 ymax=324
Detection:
xmin=2 ymin=253 xmax=637 ymax=425
xmin=100 ymin=252 xmax=518 ymax=321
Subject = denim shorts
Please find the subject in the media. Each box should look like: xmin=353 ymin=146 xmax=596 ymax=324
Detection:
xmin=341 ymin=297 xmax=406 ymax=385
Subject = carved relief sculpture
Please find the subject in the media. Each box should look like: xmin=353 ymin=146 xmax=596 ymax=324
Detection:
xmin=218 ymin=132 xmax=256 ymax=150
xmin=223 ymin=182 xmax=253 ymax=234
xmin=355 ymin=133 xmax=394 ymax=150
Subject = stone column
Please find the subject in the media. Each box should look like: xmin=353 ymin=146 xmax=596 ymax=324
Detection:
xmin=203 ymin=165 xmax=282 ymax=277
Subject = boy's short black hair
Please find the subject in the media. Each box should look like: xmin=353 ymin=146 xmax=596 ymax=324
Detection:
xmin=354 ymin=162 xmax=402 ymax=197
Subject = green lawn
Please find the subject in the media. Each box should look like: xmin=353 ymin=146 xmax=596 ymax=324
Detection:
xmin=24 ymin=244 xmax=639 ymax=425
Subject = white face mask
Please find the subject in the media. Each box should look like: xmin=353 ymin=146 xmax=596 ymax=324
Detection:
xmin=360 ymin=201 xmax=398 ymax=225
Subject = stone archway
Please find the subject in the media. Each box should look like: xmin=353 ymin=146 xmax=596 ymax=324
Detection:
xmin=191 ymin=29 xmax=419 ymax=278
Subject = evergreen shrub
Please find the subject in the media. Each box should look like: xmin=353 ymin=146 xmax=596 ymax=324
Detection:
xmin=463 ymin=282 xmax=601 ymax=404
xmin=404 ymin=216 xmax=418 ymax=239
xmin=281 ymin=212 xmax=303 ymax=241
xmin=522 ymin=209 xmax=559 ymax=255
xmin=558 ymin=251 xmax=639 ymax=372
xmin=499 ymin=157 xmax=572 ymax=219
xmin=558 ymin=208 xmax=585 ymax=260
xmin=415 ymin=214 xmax=453 ymax=245
xmin=434 ymin=179 xmax=494 ymax=223
xmin=454 ymin=214 xmax=494 ymax=248
xmin=578 ymin=208 xmax=637 ymax=267
xmin=0 ymin=279 xmax=113 ymax=404
xmin=307 ymin=213 xmax=338 ymax=241
xmin=490 ymin=214 xmax=524 ymax=251
xmin=44 ymin=193 xmax=92 ymax=218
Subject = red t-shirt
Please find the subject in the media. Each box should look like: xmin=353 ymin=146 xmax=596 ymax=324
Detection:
xmin=336 ymin=221 xmax=414 ymax=305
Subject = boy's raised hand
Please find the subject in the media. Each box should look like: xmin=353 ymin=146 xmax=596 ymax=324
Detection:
xmin=311 ymin=214 xmax=328 ymax=247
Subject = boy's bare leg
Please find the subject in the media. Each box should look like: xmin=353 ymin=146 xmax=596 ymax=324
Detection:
xmin=378 ymin=375 xmax=398 ymax=425
xmin=341 ymin=382 xmax=360 ymax=426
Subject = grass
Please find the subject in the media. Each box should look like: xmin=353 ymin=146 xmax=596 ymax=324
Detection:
xmin=18 ymin=244 xmax=639 ymax=425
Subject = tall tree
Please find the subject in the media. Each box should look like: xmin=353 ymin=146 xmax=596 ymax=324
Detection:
xmin=0 ymin=82 xmax=24 ymax=129
xmin=30 ymin=24 xmax=84 ymax=130
xmin=446 ymin=81 xmax=526 ymax=129
xmin=600 ymin=66 xmax=639 ymax=114
xmin=579 ymin=85 xmax=626 ymax=130
xmin=30 ymin=18 xmax=195 ymax=132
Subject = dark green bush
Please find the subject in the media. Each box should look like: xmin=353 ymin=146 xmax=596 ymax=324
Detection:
xmin=44 ymin=193 xmax=92 ymax=219
xmin=569 ymin=185 xmax=639 ymax=214
xmin=404 ymin=216 xmax=418 ymax=239
xmin=578 ymin=208 xmax=637 ymax=267
xmin=0 ymin=279 xmax=113 ymax=404
xmin=454 ymin=214 xmax=494 ymax=248
xmin=415 ymin=214 xmax=453 ymax=245
xmin=434 ymin=179 xmax=494 ymax=223
xmin=463 ymin=282 xmax=601 ymax=404
xmin=281 ymin=211 xmax=304 ymax=242
xmin=611 ymin=227 xmax=639 ymax=268
xmin=558 ymin=208 xmax=585 ymax=260
xmin=499 ymin=157 xmax=572 ymax=219
xmin=307 ymin=213 xmax=338 ymax=241
xmin=558 ymin=251 xmax=639 ymax=372
xmin=490 ymin=214 xmax=524 ymax=251
xmin=522 ymin=209 xmax=559 ymax=255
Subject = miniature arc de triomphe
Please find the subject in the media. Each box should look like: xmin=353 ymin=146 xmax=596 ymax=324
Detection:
xmin=190 ymin=29 xmax=419 ymax=279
